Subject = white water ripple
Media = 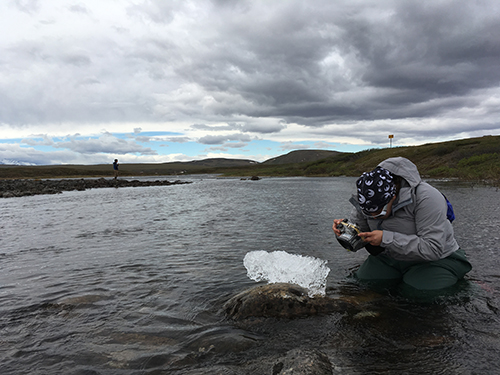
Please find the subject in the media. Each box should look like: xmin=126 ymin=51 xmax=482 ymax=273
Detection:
xmin=243 ymin=250 xmax=330 ymax=297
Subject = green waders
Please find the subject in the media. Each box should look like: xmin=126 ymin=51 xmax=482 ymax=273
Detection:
xmin=355 ymin=249 xmax=472 ymax=291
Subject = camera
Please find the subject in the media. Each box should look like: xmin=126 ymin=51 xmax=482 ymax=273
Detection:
xmin=336 ymin=219 xmax=366 ymax=252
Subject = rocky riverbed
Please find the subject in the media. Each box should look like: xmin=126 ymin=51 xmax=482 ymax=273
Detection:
xmin=0 ymin=178 xmax=192 ymax=198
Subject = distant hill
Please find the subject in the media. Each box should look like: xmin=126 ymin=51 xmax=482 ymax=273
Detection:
xmin=0 ymin=158 xmax=258 ymax=179
xmin=1 ymin=136 xmax=499 ymax=182
xmin=179 ymin=158 xmax=257 ymax=167
xmin=220 ymin=135 xmax=500 ymax=183
xmin=263 ymin=150 xmax=341 ymax=165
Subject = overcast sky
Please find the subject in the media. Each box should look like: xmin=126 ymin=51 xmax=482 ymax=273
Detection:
xmin=1 ymin=0 xmax=500 ymax=165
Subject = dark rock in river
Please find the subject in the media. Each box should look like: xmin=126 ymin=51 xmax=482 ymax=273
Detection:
xmin=272 ymin=348 xmax=333 ymax=375
xmin=172 ymin=348 xmax=334 ymax=375
xmin=0 ymin=178 xmax=192 ymax=198
xmin=223 ymin=283 xmax=352 ymax=320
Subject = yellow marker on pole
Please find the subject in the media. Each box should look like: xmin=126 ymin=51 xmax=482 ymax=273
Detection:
xmin=388 ymin=134 xmax=394 ymax=148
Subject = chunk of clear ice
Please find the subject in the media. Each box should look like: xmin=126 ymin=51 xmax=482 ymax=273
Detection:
xmin=243 ymin=250 xmax=330 ymax=297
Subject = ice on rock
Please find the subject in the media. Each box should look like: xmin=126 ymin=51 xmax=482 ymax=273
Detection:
xmin=243 ymin=250 xmax=330 ymax=297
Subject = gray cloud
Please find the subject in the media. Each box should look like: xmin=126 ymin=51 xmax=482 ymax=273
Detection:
xmin=54 ymin=136 xmax=157 ymax=155
xmin=205 ymin=141 xmax=248 ymax=153
xmin=68 ymin=4 xmax=90 ymax=15
xmin=161 ymin=136 xmax=191 ymax=143
xmin=191 ymin=121 xmax=285 ymax=134
xmin=205 ymin=146 xmax=228 ymax=152
xmin=12 ymin=0 xmax=40 ymax=14
xmin=133 ymin=136 xmax=152 ymax=143
xmin=19 ymin=133 xmax=157 ymax=156
xmin=163 ymin=0 xmax=500 ymax=128
xmin=190 ymin=123 xmax=239 ymax=131
xmin=0 ymin=143 xmax=111 ymax=165
xmin=1 ymin=0 xmax=500 ymax=164
xmin=198 ymin=133 xmax=252 ymax=145
xmin=21 ymin=134 xmax=55 ymax=146
xmin=225 ymin=142 xmax=247 ymax=148
xmin=240 ymin=122 xmax=286 ymax=134
xmin=280 ymin=142 xmax=311 ymax=151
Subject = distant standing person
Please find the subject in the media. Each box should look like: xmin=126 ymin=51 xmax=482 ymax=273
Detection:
xmin=113 ymin=159 xmax=119 ymax=179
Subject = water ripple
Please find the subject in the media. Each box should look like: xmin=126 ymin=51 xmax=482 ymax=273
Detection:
xmin=0 ymin=178 xmax=498 ymax=374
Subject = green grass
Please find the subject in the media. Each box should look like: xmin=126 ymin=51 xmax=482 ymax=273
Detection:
xmin=220 ymin=135 xmax=500 ymax=184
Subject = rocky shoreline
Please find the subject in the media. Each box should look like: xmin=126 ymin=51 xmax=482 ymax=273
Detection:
xmin=0 ymin=178 xmax=192 ymax=198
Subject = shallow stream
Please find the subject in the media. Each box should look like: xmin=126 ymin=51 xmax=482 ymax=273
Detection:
xmin=1 ymin=176 xmax=498 ymax=374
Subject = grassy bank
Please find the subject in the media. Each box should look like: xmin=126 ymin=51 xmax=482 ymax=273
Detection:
xmin=1 ymin=135 xmax=499 ymax=184
xmin=220 ymin=135 xmax=500 ymax=183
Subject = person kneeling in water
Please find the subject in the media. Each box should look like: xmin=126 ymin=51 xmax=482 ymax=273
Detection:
xmin=333 ymin=157 xmax=472 ymax=292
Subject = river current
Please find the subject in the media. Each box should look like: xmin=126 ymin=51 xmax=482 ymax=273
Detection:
xmin=0 ymin=176 xmax=499 ymax=374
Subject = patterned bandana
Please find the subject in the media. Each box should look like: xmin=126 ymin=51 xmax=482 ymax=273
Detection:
xmin=356 ymin=166 xmax=396 ymax=214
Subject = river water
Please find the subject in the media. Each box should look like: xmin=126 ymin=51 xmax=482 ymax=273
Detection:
xmin=0 ymin=176 xmax=499 ymax=374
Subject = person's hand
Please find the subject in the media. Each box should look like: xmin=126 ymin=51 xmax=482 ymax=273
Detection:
xmin=358 ymin=230 xmax=383 ymax=246
xmin=332 ymin=219 xmax=344 ymax=236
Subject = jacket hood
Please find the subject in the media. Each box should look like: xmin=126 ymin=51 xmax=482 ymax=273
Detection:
xmin=378 ymin=157 xmax=421 ymax=188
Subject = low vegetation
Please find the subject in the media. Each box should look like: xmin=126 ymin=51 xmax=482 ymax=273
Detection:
xmin=219 ymin=135 xmax=500 ymax=184
xmin=1 ymin=136 xmax=499 ymax=184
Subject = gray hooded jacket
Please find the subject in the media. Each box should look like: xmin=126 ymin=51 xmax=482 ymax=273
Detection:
xmin=349 ymin=157 xmax=459 ymax=262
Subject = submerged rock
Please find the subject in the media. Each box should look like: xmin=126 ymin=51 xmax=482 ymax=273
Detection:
xmin=175 ymin=348 xmax=335 ymax=375
xmin=223 ymin=283 xmax=352 ymax=320
xmin=272 ymin=348 xmax=333 ymax=375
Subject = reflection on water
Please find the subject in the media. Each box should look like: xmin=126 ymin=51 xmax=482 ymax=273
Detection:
xmin=0 ymin=177 xmax=499 ymax=374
